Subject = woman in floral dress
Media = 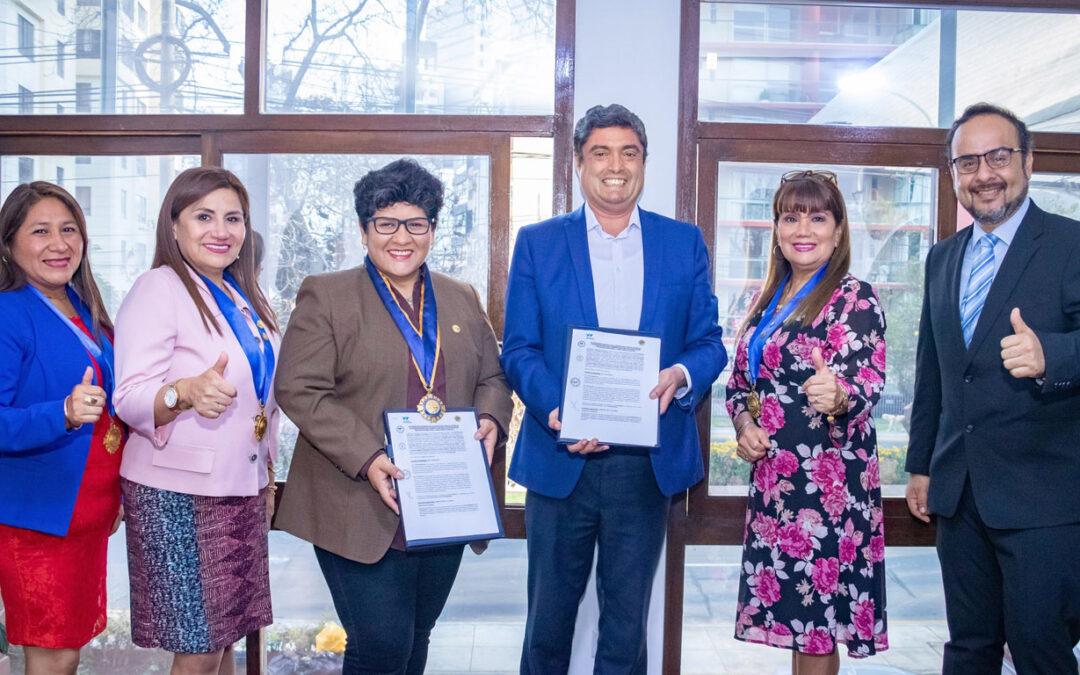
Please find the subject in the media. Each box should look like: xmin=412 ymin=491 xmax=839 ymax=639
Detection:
xmin=726 ymin=170 xmax=888 ymax=674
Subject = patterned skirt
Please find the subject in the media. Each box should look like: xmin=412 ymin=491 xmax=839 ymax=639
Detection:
xmin=121 ymin=479 xmax=272 ymax=653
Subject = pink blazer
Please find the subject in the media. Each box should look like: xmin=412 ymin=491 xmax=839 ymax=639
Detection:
xmin=114 ymin=266 xmax=280 ymax=497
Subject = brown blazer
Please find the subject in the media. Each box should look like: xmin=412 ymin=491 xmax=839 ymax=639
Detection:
xmin=273 ymin=266 xmax=513 ymax=564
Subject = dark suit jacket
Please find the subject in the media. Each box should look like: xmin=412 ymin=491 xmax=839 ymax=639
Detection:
xmin=274 ymin=267 xmax=513 ymax=564
xmin=501 ymin=206 xmax=727 ymax=499
xmin=906 ymin=201 xmax=1080 ymax=529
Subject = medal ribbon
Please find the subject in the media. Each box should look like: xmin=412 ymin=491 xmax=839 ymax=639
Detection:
xmin=199 ymin=272 xmax=275 ymax=406
xmin=28 ymin=285 xmax=117 ymax=415
xmin=364 ymin=256 xmax=441 ymax=391
xmin=746 ymin=263 xmax=829 ymax=387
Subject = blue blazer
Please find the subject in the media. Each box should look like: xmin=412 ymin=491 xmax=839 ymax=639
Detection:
xmin=0 ymin=286 xmax=103 ymax=536
xmin=501 ymin=206 xmax=727 ymax=498
xmin=907 ymin=202 xmax=1080 ymax=529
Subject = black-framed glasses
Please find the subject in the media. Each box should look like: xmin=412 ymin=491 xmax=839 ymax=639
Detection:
xmin=366 ymin=217 xmax=433 ymax=235
xmin=951 ymin=147 xmax=1022 ymax=174
xmin=781 ymin=169 xmax=838 ymax=186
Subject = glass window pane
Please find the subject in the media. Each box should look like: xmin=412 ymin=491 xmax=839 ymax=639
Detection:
xmin=682 ymin=545 xmax=947 ymax=673
xmin=505 ymin=135 xmax=553 ymax=506
xmin=264 ymin=0 xmax=556 ymax=114
xmin=0 ymin=154 xmax=199 ymax=314
xmin=224 ymin=152 xmax=491 ymax=478
xmin=510 ymin=136 xmax=554 ymax=247
xmin=1028 ymin=173 xmax=1080 ymax=221
xmin=699 ymin=3 xmax=1080 ymax=131
xmin=1 ymin=0 xmax=245 ymax=114
xmin=259 ymin=535 xmax=528 ymax=672
xmin=710 ymin=162 xmax=936 ymax=494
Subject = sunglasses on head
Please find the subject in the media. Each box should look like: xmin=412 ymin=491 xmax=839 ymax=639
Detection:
xmin=780 ymin=170 xmax=838 ymax=186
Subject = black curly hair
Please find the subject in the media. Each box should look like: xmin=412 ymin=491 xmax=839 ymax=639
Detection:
xmin=353 ymin=158 xmax=444 ymax=230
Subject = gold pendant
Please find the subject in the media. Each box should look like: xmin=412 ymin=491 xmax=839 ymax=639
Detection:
xmin=417 ymin=392 xmax=445 ymax=422
xmin=747 ymin=390 xmax=762 ymax=420
xmin=104 ymin=419 xmax=123 ymax=454
xmin=254 ymin=408 xmax=268 ymax=442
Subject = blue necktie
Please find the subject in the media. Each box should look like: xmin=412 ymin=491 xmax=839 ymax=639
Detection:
xmin=961 ymin=233 xmax=999 ymax=346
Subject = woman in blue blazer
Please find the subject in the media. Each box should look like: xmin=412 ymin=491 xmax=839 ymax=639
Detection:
xmin=0 ymin=182 xmax=124 ymax=675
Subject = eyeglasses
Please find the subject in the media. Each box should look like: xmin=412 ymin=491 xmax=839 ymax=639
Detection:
xmin=781 ymin=170 xmax=838 ymax=186
xmin=951 ymin=147 xmax=1022 ymax=174
xmin=366 ymin=217 xmax=433 ymax=235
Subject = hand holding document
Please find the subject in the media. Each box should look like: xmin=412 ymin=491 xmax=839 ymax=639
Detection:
xmin=385 ymin=409 xmax=503 ymax=549
xmin=558 ymin=326 xmax=661 ymax=448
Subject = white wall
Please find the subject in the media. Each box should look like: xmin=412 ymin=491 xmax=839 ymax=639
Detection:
xmin=572 ymin=0 xmax=683 ymax=216
xmin=568 ymin=2 xmax=684 ymax=673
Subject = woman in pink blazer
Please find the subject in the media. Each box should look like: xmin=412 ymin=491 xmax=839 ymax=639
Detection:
xmin=113 ymin=167 xmax=280 ymax=675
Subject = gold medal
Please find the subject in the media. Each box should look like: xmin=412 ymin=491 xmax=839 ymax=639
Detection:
xmin=417 ymin=392 xmax=445 ymax=422
xmin=254 ymin=406 xmax=268 ymax=442
xmin=373 ymin=267 xmax=445 ymax=423
xmin=104 ymin=419 xmax=123 ymax=454
xmin=747 ymin=390 xmax=762 ymax=420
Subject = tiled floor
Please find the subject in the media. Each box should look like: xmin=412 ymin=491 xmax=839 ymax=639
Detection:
xmin=680 ymin=621 xmax=944 ymax=674
xmin=425 ymin=620 xmax=947 ymax=675
xmin=44 ymin=529 xmax=1061 ymax=674
xmin=428 ymin=622 xmax=522 ymax=674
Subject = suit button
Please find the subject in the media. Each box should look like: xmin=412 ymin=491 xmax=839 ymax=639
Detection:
xmin=249 ymin=453 xmax=258 ymax=463
xmin=964 ymin=424 xmax=974 ymax=433
xmin=963 ymin=375 xmax=973 ymax=383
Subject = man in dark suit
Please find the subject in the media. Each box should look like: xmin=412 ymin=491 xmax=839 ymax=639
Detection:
xmin=501 ymin=104 xmax=726 ymax=674
xmin=906 ymin=102 xmax=1080 ymax=673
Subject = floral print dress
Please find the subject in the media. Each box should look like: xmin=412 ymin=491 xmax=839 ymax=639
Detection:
xmin=726 ymin=274 xmax=889 ymax=658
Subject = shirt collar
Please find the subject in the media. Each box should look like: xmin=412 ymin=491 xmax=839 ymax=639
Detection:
xmin=584 ymin=203 xmax=641 ymax=237
xmin=971 ymin=197 xmax=1030 ymax=249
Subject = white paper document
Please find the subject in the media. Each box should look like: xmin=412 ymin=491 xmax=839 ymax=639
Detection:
xmin=558 ymin=326 xmax=661 ymax=448
xmin=384 ymin=409 xmax=503 ymax=548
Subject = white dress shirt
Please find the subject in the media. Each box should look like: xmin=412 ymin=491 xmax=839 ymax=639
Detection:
xmin=584 ymin=204 xmax=692 ymax=396
xmin=586 ymin=204 xmax=644 ymax=330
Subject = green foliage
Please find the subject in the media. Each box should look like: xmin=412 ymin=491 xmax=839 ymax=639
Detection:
xmin=879 ymin=258 xmax=925 ymax=405
xmin=708 ymin=440 xmax=752 ymax=486
xmin=708 ymin=441 xmax=911 ymax=487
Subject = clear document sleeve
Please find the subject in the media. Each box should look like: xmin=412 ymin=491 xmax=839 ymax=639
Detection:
xmin=384 ymin=408 xmax=504 ymax=549
xmin=558 ymin=326 xmax=661 ymax=448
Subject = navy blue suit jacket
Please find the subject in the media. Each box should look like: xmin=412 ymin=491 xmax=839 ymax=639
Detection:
xmin=906 ymin=202 xmax=1080 ymax=529
xmin=501 ymin=206 xmax=727 ymax=498
xmin=0 ymin=286 xmax=102 ymax=536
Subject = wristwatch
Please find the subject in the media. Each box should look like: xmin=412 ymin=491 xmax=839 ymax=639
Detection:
xmin=164 ymin=381 xmax=184 ymax=411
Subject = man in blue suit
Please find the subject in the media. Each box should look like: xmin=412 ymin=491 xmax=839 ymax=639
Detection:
xmin=906 ymin=103 xmax=1080 ymax=673
xmin=502 ymin=104 xmax=726 ymax=674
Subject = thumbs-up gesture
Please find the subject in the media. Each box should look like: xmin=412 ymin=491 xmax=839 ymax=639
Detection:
xmin=65 ymin=365 xmax=107 ymax=429
xmin=802 ymin=348 xmax=846 ymax=416
xmin=184 ymin=352 xmax=239 ymax=419
xmin=1000 ymin=308 xmax=1045 ymax=379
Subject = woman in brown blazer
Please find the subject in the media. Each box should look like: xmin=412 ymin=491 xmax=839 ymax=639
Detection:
xmin=273 ymin=158 xmax=513 ymax=675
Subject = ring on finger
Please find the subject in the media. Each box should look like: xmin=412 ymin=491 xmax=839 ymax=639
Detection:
xmin=85 ymin=396 xmax=95 ymax=405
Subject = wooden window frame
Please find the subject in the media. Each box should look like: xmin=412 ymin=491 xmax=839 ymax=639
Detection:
xmin=0 ymin=0 xmax=575 ymax=671
xmin=666 ymin=1 xmax=1080 ymax=672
